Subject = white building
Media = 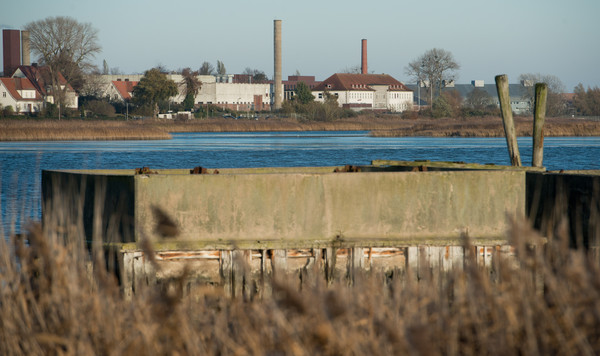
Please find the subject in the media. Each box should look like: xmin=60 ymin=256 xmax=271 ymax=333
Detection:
xmin=100 ymin=74 xmax=271 ymax=111
xmin=0 ymin=65 xmax=78 ymax=113
xmin=311 ymin=73 xmax=413 ymax=112
xmin=0 ymin=77 xmax=43 ymax=113
xmin=197 ymin=82 xmax=271 ymax=111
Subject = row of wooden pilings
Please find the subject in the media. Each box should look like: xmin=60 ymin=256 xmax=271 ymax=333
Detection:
xmin=495 ymin=74 xmax=548 ymax=167
xmin=120 ymin=244 xmax=515 ymax=299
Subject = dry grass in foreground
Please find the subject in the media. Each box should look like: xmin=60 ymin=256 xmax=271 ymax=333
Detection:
xmin=1 ymin=215 xmax=600 ymax=355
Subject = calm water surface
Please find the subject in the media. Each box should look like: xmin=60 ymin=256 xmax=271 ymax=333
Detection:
xmin=2 ymin=131 xmax=600 ymax=233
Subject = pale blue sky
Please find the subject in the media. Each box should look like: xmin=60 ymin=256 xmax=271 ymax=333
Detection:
xmin=2 ymin=0 xmax=598 ymax=91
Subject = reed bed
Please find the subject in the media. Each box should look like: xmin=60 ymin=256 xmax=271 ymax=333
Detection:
xmin=0 ymin=119 xmax=171 ymax=141
xmin=370 ymin=117 xmax=600 ymax=137
xmin=2 ymin=116 xmax=600 ymax=141
xmin=2 ymin=201 xmax=600 ymax=355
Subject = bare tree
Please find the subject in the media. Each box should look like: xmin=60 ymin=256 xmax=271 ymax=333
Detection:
xmin=465 ymin=88 xmax=493 ymax=111
xmin=519 ymin=73 xmax=567 ymax=116
xmin=25 ymin=16 xmax=101 ymax=117
xmin=216 ymin=60 xmax=226 ymax=75
xmin=405 ymin=48 xmax=460 ymax=104
xmin=79 ymin=69 xmax=107 ymax=99
xmin=179 ymin=68 xmax=202 ymax=110
xmin=199 ymin=61 xmax=215 ymax=75
xmin=340 ymin=65 xmax=361 ymax=74
xmin=242 ymin=68 xmax=268 ymax=83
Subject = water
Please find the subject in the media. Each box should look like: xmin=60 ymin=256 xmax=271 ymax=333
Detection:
xmin=2 ymin=131 xmax=600 ymax=233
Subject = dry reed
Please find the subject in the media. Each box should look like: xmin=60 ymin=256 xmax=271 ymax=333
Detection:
xmin=2 ymin=197 xmax=600 ymax=355
xmin=2 ymin=116 xmax=600 ymax=141
xmin=0 ymin=119 xmax=171 ymax=141
xmin=370 ymin=117 xmax=600 ymax=137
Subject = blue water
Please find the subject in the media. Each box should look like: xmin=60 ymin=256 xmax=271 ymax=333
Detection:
xmin=2 ymin=131 xmax=600 ymax=233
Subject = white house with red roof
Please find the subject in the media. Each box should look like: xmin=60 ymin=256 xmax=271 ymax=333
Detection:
xmin=311 ymin=73 xmax=413 ymax=112
xmin=0 ymin=76 xmax=44 ymax=113
xmin=1 ymin=64 xmax=78 ymax=112
xmin=103 ymin=80 xmax=139 ymax=102
xmin=11 ymin=65 xmax=78 ymax=109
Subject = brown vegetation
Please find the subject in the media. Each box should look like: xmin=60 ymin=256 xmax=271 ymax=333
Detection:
xmin=2 ymin=203 xmax=600 ymax=354
xmin=371 ymin=116 xmax=600 ymax=137
xmin=2 ymin=115 xmax=600 ymax=141
xmin=0 ymin=119 xmax=171 ymax=141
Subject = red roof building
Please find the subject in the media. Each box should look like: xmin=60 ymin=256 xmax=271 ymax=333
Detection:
xmin=312 ymin=73 xmax=413 ymax=112
xmin=107 ymin=80 xmax=139 ymax=101
xmin=8 ymin=64 xmax=78 ymax=109
xmin=0 ymin=76 xmax=44 ymax=113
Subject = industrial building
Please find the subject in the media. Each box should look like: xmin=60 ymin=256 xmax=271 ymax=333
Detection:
xmin=311 ymin=39 xmax=414 ymax=113
xmin=312 ymin=73 xmax=413 ymax=112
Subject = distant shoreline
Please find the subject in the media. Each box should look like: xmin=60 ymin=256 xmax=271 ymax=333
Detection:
xmin=1 ymin=116 xmax=599 ymax=141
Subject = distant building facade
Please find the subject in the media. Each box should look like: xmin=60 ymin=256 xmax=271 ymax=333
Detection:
xmin=283 ymin=75 xmax=321 ymax=101
xmin=99 ymin=74 xmax=272 ymax=111
xmin=312 ymin=73 xmax=413 ymax=112
xmin=407 ymin=79 xmax=534 ymax=115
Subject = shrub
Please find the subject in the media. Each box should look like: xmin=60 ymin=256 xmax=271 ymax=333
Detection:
xmin=84 ymin=100 xmax=116 ymax=117
xmin=3 ymin=105 xmax=14 ymax=117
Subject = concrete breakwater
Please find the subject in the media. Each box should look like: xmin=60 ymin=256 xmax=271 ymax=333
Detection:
xmin=41 ymin=161 xmax=599 ymax=296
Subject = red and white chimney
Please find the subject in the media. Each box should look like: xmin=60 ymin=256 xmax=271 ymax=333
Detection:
xmin=361 ymin=39 xmax=367 ymax=74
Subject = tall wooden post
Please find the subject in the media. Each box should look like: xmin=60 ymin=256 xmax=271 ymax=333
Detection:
xmin=532 ymin=83 xmax=548 ymax=168
xmin=495 ymin=74 xmax=521 ymax=166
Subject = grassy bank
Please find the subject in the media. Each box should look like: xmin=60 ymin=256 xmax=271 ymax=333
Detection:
xmin=2 ymin=116 xmax=600 ymax=141
xmin=0 ymin=119 xmax=172 ymax=141
xmin=370 ymin=116 xmax=600 ymax=137
xmin=2 ymin=211 xmax=600 ymax=354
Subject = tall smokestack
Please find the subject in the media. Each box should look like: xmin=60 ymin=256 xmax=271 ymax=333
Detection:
xmin=361 ymin=39 xmax=367 ymax=74
xmin=21 ymin=30 xmax=30 ymax=66
xmin=3 ymin=29 xmax=21 ymax=76
xmin=273 ymin=19 xmax=283 ymax=110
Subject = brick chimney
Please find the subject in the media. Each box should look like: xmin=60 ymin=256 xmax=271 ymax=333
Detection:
xmin=361 ymin=39 xmax=367 ymax=74
xmin=3 ymin=29 xmax=21 ymax=76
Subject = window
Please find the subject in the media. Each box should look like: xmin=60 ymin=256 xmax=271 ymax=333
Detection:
xmin=2 ymin=92 xmax=5 ymax=97
xmin=318 ymin=93 xmax=323 ymax=99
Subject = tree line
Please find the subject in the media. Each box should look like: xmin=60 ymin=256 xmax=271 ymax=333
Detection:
xmin=4 ymin=16 xmax=600 ymax=119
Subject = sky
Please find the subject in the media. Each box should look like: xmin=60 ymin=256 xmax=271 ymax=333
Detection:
xmin=1 ymin=0 xmax=599 ymax=91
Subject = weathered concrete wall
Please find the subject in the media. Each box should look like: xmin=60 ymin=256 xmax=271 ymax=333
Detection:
xmin=133 ymin=170 xmax=525 ymax=243
xmin=41 ymin=163 xmax=600 ymax=296
xmin=42 ymin=166 xmax=526 ymax=246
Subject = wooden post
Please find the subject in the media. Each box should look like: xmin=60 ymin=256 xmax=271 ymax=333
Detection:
xmin=495 ymin=74 xmax=522 ymax=166
xmin=532 ymin=83 xmax=548 ymax=167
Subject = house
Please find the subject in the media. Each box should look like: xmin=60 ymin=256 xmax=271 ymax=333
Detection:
xmin=104 ymin=80 xmax=139 ymax=102
xmin=311 ymin=73 xmax=413 ymax=112
xmin=406 ymin=80 xmax=533 ymax=115
xmin=0 ymin=77 xmax=44 ymax=113
xmin=11 ymin=64 xmax=78 ymax=109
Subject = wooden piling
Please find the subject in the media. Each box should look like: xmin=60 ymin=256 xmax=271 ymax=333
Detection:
xmin=532 ymin=83 xmax=548 ymax=168
xmin=495 ymin=74 xmax=522 ymax=166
